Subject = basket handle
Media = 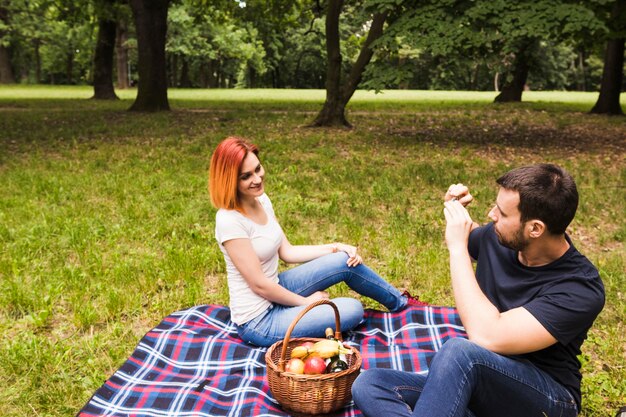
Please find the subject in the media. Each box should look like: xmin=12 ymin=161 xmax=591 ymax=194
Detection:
xmin=278 ymin=299 xmax=342 ymax=371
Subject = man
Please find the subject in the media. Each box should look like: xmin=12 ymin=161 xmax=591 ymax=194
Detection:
xmin=352 ymin=163 xmax=605 ymax=417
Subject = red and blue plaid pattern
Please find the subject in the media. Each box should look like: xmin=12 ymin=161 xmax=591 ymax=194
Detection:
xmin=78 ymin=304 xmax=465 ymax=417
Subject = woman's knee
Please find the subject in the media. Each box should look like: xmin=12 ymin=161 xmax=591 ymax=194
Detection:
xmin=331 ymin=297 xmax=364 ymax=330
xmin=324 ymin=252 xmax=351 ymax=269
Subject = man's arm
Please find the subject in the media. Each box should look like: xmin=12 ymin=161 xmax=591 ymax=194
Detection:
xmin=443 ymin=200 xmax=557 ymax=355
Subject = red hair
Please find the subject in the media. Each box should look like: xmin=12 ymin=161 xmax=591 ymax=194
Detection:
xmin=209 ymin=137 xmax=259 ymax=212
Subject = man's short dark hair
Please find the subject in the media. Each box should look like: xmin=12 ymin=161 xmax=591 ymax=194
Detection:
xmin=496 ymin=164 xmax=578 ymax=235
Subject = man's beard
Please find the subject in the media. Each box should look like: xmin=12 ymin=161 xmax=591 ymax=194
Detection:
xmin=496 ymin=224 xmax=529 ymax=252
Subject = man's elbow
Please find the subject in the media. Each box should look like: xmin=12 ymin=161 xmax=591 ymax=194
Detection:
xmin=466 ymin=333 xmax=508 ymax=354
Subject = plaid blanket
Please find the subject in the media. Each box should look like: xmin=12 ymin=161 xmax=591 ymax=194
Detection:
xmin=78 ymin=304 xmax=465 ymax=417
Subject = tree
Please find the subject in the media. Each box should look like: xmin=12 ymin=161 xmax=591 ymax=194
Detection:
xmin=0 ymin=0 xmax=52 ymax=83
xmin=494 ymin=39 xmax=538 ymax=103
xmin=166 ymin=2 xmax=267 ymax=89
xmin=230 ymin=0 xmax=312 ymax=88
xmin=591 ymin=0 xmax=626 ymax=115
xmin=491 ymin=2 xmax=606 ymax=103
xmin=0 ymin=2 xmax=15 ymax=83
xmin=311 ymin=0 xmax=389 ymax=127
xmin=129 ymin=0 xmax=170 ymax=112
xmin=362 ymin=0 xmax=606 ymax=102
xmin=92 ymin=0 xmax=118 ymax=99
xmin=115 ymin=14 xmax=131 ymax=89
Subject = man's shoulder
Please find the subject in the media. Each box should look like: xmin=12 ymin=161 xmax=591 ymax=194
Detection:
xmin=563 ymin=238 xmax=601 ymax=281
xmin=470 ymin=222 xmax=495 ymax=240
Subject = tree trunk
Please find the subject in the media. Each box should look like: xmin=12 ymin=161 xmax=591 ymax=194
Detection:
xmin=66 ymin=51 xmax=74 ymax=84
xmin=249 ymin=66 xmax=257 ymax=88
xmin=129 ymin=0 xmax=170 ymax=112
xmin=179 ymin=56 xmax=191 ymax=87
xmin=0 ymin=5 xmax=15 ymax=84
xmin=200 ymin=62 xmax=208 ymax=88
xmin=272 ymin=65 xmax=283 ymax=88
xmin=207 ymin=59 xmax=219 ymax=88
xmin=470 ymin=63 xmax=480 ymax=91
xmin=92 ymin=9 xmax=118 ymax=100
xmin=577 ymin=50 xmax=586 ymax=91
xmin=169 ymin=53 xmax=177 ymax=87
xmin=591 ymin=37 xmax=625 ymax=115
xmin=311 ymin=6 xmax=387 ymax=127
xmin=219 ymin=67 xmax=227 ymax=88
xmin=0 ymin=44 xmax=14 ymax=84
xmin=35 ymin=41 xmax=41 ymax=83
xmin=591 ymin=0 xmax=626 ymax=115
xmin=311 ymin=0 xmax=346 ymax=127
xmin=494 ymin=48 xmax=531 ymax=103
xmin=339 ymin=12 xmax=387 ymax=105
xmin=116 ymin=20 xmax=129 ymax=89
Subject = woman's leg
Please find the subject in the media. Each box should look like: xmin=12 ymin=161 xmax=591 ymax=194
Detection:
xmin=237 ymin=253 xmax=407 ymax=346
xmin=278 ymin=252 xmax=407 ymax=312
xmin=236 ymin=297 xmax=363 ymax=347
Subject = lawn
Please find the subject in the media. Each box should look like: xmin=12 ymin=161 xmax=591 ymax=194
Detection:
xmin=0 ymin=86 xmax=624 ymax=416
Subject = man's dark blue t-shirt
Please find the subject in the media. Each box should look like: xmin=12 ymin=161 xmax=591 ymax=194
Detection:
xmin=468 ymin=222 xmax=605 ymax=410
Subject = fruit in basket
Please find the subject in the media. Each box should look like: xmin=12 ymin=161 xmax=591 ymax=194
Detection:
xmin=285 ymin=358 xmax=305 ymax=374
xmin=312 ymin=339 xmax=352 ymax=359
xmin=301 ymin=341 xmax=314 ymax=349
xmin=303 ymin=356 xmax=327 ymax=374
xmin=290 ymin=345 xmax=309 ymax=359
xmin=311 ymin=340 xmax=339 ymax=358
xmin=290 ymin=341 xmax=316 ymax=359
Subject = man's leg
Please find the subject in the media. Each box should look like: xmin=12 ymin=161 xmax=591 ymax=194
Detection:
xmin=412 ymin=338 xmax=578 ymax=417
xmin=352 ymin=368 xmax=428 ymax=417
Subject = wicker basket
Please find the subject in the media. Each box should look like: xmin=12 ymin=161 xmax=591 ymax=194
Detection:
xmin=265 ymin=299 xmax=362 ymax=415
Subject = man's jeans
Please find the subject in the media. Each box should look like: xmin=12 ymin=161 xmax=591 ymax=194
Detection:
xmin=352 ymin=338 xmax=578 ymax=417
xmin=237 ymin=252 xmax=407 ymax=347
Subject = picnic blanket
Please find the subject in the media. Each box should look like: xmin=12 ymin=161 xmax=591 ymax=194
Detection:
xmin=78 ymin=304 xmax=466 ymax=417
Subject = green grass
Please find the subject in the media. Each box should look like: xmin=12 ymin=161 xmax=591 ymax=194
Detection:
xmin=0 ymin=85 xmax=624 ymax=416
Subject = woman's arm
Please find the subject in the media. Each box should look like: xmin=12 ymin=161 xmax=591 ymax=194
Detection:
xmin=278 ymin=233 xmax=362 ymax=267
xmin=223 ymin=238 xmax=329 ymax=306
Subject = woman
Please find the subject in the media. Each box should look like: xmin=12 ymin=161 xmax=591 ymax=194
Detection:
xmin=209 ymin=137 xmax=425 ymax=347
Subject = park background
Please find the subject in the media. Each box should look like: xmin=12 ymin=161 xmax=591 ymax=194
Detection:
xmin=0 ymin=1 xmax=625 ymax=416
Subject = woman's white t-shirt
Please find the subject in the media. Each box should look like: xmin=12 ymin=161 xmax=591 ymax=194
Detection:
xmin=214 ymin=193 xmax=283 ymax=325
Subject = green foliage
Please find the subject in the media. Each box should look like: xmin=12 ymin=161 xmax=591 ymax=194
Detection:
xmin=364 ymin=0 xmax=612 ymax=92
xmin=2 ymin=0 xmax=96 ymax=84
xmin=0 ymin=0 xmax=621 ymax=94
xmin=165 ymin=2 xmax=266 ymax=88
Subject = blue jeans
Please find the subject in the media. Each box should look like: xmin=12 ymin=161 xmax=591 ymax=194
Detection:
xmin=352 ymin=338 xmax=578 ymax=417
xmin=237 ymin=252 xmax=407 ymax=347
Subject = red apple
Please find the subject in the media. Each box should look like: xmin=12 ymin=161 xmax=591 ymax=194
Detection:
xmin=285 ymin=358 xmax=305 ymax=374
xmin=303 ymin=356 xmax=327 ymax=375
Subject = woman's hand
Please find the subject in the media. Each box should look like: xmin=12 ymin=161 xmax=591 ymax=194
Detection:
xmin=304 ymin=291 xmax=330 ymax=304
xmin=443 ymin=200 xmax=474 ymax=255
xmin=335 ymin=243 xmax=363 ymax=267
